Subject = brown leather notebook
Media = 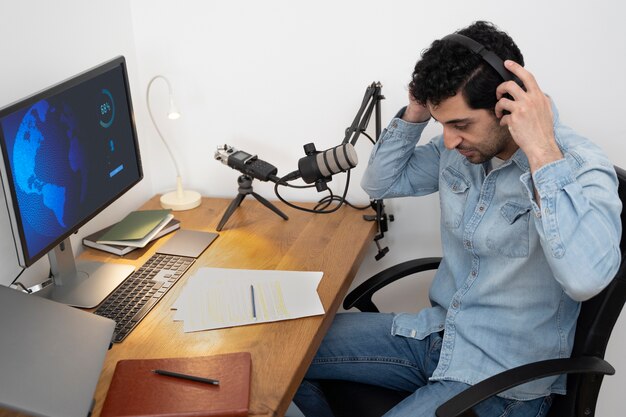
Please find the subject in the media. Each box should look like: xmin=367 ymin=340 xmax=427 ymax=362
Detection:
xmin=100 ymin=352 xmax=251 ymax=417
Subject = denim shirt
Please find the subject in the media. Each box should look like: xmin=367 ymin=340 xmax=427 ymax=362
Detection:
xmin=361 ymin=101 xmax=622 ymax=400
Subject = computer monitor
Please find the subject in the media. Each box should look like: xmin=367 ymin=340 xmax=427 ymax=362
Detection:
xmin=0 ymin=56 xmax=142 ymax=308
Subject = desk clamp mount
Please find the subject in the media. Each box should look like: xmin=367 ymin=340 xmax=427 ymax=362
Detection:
xmin=363 ymin=199 xmax=393 ymax=260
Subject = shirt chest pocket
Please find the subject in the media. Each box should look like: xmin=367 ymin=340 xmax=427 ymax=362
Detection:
xmin=486 ymin=201 xmax=532 ymax=258
xmin=440 ymin=168 xmax=470 ymax=229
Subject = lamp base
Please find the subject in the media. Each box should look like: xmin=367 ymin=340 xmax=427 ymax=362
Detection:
xmin=160 ymin=189 xmax=202 ymax=211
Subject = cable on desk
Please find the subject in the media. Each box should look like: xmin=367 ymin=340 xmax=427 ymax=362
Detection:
xmin=273 ymin=170 xmax=368 ymax=214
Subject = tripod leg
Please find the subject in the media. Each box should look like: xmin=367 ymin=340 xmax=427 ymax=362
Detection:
xmin=251 ymin=192 xmax=289 ymax=220
xmin=216 ymin=193 xmax=247 ymax=231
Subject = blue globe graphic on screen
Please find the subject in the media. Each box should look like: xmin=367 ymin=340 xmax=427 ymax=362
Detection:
xmin=12 ymin=100 xmax=87 ymax=241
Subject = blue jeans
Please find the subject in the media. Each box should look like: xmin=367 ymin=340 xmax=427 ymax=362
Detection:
xmin=294 ymin=313 xmax=553 ymax=417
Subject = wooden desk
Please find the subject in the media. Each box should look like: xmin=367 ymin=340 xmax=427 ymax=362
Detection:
xmin=1 ymin=196 xmax=375 ymax=417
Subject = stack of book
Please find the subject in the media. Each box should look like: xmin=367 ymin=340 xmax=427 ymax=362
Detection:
xmin=83 ymin=209 xmax=179 ymax=256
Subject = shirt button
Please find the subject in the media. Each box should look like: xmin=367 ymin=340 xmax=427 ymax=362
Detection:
xmin=452 ymin=300 xmax=460 ymax=308
xmin=471 ymin=270 xmax=477 ymax=277
xmin=478 ymin=205 xmax=485 ymax=212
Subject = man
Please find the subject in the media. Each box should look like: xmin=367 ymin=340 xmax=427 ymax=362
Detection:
xmin=293 ymin=21 xmax=622 ymax=417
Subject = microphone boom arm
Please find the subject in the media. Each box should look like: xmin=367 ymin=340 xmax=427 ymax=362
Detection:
xmin=277 ymin=81 xmax=393 ymax=260
xmin=340 ymin=81 xmax=392 ymax=260
xmin=342 ymin=82 xmax=384 ymax=146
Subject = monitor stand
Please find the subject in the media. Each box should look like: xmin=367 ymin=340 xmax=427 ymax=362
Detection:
xmin=34 ymin=237 xmax=134 ymax=308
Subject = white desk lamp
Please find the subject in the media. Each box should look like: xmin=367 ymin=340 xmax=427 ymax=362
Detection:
xmin=146 ymin=75 xmax=201 ymax=211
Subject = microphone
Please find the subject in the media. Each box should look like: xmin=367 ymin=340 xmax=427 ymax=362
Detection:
xmin=297 ymin=143 xmax=358 ymax=184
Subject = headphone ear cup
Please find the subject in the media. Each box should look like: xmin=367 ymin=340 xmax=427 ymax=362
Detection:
xmin=503 ymin=75 xmax=525 ymax=115
xmin=502 ymin=94 xmax=514 ymax=115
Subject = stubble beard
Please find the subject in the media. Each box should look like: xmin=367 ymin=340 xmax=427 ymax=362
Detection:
xmin=463 ymin=124 xmax=513 ymax=165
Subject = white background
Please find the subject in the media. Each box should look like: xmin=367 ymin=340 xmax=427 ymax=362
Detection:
xmin=1 ymin=1 xmax=625 ymax=415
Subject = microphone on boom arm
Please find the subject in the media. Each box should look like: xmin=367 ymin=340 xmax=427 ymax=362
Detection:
xmin=286 ymin=143 xmax=358 ymax=192
xmin=282 ymin=81 xmax=383 ymax=191
xmin=214 ymin=81 xmax=392 ymax=259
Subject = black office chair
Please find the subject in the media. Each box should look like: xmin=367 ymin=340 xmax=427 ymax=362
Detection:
xmin=318 ymin=166 xmax=626 ymax=417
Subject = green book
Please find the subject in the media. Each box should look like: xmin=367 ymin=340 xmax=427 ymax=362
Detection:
xmin=97 ymin=209 xmax=172 ymax=242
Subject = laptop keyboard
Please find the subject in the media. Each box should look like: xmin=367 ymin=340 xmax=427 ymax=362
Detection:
xmin=94 ymin=253 xmax=194 ymax=343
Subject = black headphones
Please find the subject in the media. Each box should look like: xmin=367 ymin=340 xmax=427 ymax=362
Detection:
xmin=442 ymin=33 xmax=523 ymax=88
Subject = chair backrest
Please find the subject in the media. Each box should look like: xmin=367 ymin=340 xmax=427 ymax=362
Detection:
xmin=548 ymin=166 xmax=626 ymax=416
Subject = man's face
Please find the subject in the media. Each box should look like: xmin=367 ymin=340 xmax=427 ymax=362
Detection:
xmin=428 ymin=93 xmax=517 ymax=164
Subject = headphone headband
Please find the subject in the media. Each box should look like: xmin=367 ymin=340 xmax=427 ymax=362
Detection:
xmin=442 ymin=33 xmax=521 ymax=87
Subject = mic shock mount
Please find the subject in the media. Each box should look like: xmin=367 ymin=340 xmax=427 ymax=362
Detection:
xmin=301 ymin=142 xmax=332 ymax=193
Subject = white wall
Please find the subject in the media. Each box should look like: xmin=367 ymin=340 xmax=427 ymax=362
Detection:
xmin=129 ymin=1 xmax=626 ymax=415
xmin=0 ymin=0 xmax=155 ymax=287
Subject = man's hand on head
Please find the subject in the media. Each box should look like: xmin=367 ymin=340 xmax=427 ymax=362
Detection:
xmin=403 ymin=92 xmax=432 ymax=123
xmin=495 ymin=60 xmax=563 ymax=172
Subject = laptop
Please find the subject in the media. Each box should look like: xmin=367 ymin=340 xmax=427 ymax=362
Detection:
xmin=0 ymin=285 xmax=115 ymax=417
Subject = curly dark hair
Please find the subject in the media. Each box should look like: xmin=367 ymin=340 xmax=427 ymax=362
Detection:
xmin=409 ymin=21 xmax=524 ymax=110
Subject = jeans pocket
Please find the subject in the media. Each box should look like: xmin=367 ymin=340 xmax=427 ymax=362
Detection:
xmin=425 ymin=332 xmax=443 ymax=376
xmin=535 ymin=395 xmax=553 ymax=417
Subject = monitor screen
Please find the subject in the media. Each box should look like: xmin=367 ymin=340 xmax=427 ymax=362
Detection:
xmin=0 ymin=56 xmax=141 ymax=307
xmin=0 ymin=56 xmax=143 ymax=267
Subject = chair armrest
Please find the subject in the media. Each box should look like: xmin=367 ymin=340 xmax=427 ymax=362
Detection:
xmin=343 ymin=257 xmax=442 ymax=312
xmin=435 ymin=356 xmax=615 ymax=417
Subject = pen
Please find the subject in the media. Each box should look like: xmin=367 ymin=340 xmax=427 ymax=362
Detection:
xmin=250 ymin=284 xmax=257 ymax=320
xmin=152 ymin=369 xmax=220 ymax=385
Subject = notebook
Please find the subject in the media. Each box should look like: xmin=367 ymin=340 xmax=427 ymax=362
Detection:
xmin=101 ymin=352 xmax=251 ymax=417
xmin=83 ymin=218 xmax=180 ymax=256
xmin=97 ymin=209 xmax=173 ymax=246
xmin=0 ymin=285 xmax=115 ymax=417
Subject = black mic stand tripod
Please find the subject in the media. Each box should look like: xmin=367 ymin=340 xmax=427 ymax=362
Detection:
xmin=216 ymin=174 xmax=288 ymax=231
